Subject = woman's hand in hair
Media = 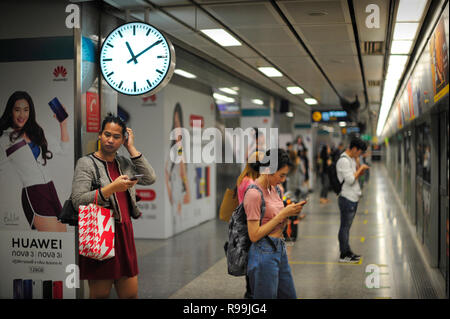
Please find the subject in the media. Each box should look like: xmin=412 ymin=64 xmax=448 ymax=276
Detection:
xmin=124 ymin=128 xmax=140 ymax=157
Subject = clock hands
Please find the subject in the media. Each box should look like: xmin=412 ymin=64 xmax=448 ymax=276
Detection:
xmin=127 ymin=39 xmax=163 ymax=64
xmin=125 ymin=41 xmax=138 ymax=64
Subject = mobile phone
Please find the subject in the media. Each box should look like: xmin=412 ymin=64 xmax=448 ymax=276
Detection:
xmin=23 ymin=279 xmax=33 ymax=299
xmin=48 ymin=97 xmax=68 ymax=122
xmin=129 ymin=174 xmax=144 ymax=181
xmin=53 ymin=281 xmax=63 ymax=299
xmin=32 ymin=280 xmax=43 ymax=299
xmin=43 ymin=280 xmax=52 ymax=299
xmin=13 ymin=279 xmax=23 ymax=299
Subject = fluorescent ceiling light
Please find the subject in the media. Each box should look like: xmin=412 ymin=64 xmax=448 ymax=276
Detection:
xmin=286 ymin=112 xmax=294 ymax=118
xmin=174 ymin=69 xmax=197 ymax=79
xmin=304 ymin=98 xmax=318 ymax=105
xmin=388 ymin=54 xmax=408 ymax=66
xmin=390 ymin=40 xmax=413 ymax=54
xmin=219 ymin=87 xmax=238 ymax=95
xmin=286 ymin=86 xmax=304 ymax=95
xmin=251 ymin=99 xmax=264 ymax=105
xmin=213 ymin=93 xmax=235 ymax=103
xmin=396 ymin=0 xmax=427 ymax=22
xmin=201 ymin=29 xmax=241 ymax=47
xmin=258 ymin=67 xmax=283 ymax=77
xmin=393 ymin=22 xmax=419 ymax=40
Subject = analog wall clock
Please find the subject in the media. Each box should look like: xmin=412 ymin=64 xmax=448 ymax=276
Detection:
xmin=100 ymin=22 xmax=176 ymax=96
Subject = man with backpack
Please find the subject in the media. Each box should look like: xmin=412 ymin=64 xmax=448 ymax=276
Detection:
xmin=336 ymin=137 xmax=369 ymax=263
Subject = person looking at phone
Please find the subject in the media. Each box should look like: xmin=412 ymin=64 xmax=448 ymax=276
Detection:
xmin=336 ymin=137 xmax=369 ymax=263
xmin=0 ymin=91 xmax=68 ymax=231
xmin=244 ymin=148 xmax=306 ymax=299
xmin=71 ymin=113 xmax=156 ymax=299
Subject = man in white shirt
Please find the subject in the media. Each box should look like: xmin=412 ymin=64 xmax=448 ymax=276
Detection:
xmin=336 ymin=138 xmax=369 ymax=263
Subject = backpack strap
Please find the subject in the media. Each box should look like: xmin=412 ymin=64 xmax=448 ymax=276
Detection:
xmin=336 ymin=153 xmax=352 ymax=185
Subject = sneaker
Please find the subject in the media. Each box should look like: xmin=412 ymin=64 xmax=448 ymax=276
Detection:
xmin=339 ymin=252 xmax=360 ymax=263
xmin=350 ymin=252 xmax=361 ymax=260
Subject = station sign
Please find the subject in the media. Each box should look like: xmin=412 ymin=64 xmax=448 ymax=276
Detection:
xmin=311 ymin=110 xmax=348 ymax=123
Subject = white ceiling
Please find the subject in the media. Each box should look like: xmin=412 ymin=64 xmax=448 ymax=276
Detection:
xmin=101 ymin=0 xmax=423 ymax=135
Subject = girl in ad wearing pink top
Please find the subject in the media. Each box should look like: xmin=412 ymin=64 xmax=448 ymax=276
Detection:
xmin=243 ymin=149 xmax=306 ymax=299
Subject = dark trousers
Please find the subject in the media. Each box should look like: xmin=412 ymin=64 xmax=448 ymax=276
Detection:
xmin=338 ymin=196 xmax=358 ymax=254
xmin=320 ymin=173 xmax=330 ymax=198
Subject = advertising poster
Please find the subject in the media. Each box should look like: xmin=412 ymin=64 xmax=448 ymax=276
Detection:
xmin=407 ymin=80 xmax=415 ymax=120
xmin=117 ymin=92 xmax=165 ymax=238
xmin=397 ymin=101 xmax=403 ymax=129
xmin=0 ymin=60 xmax=76 ymax=298
xmin=164 ymin=84 xmax=216 ymax=236
xmin=429 ymin=15 xmax=449 ymax=102
xmin=119 ymin=83 xmax=216 ymax=238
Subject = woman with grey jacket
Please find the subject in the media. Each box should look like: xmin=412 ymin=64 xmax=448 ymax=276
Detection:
xmin=71 ymin=113 xmax=156 ymax=299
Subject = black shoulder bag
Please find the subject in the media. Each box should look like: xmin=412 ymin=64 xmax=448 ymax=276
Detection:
xmin=58 ymin=155 xmax=102 ymax=226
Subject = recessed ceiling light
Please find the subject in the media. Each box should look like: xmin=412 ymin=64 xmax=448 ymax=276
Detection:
xmin=251 ymin=99 xmax=264 ymax=105
xmin=396 ymin=0 xmax=427 ymax=22
xmin=200 ymin=29 xmax=241 ymax=47
xmin=219 ymin=87 xmax=238 ymax=95
xmin=393 ymin=22 xmax=419 ymax=40
xmin=304 ymin=98 xmax=318 ymax=105
xmin=213 ymin=93 xmax=235 ymax=103
xmin=258 ymin=67 xmax=283 ymax=77
xmin=174 ymin=69 xmax=197 ymax=79
xmin=390 ymin=40 xmax=413 ymax=54
xmin=287 ymin=86 xmax=304 ymax=95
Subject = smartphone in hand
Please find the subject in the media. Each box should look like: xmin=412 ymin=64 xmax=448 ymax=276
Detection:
xmin=48 ymin=97 xmax=68 ymax=122
xmin=129 ymin=174 xmax=144 ymax=181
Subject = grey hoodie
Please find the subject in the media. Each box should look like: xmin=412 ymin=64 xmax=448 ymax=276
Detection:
xmin=71 ymin=153 xmax=156 ymax=222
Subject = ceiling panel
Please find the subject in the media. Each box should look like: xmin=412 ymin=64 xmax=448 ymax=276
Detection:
xmin=295 ymin=24 xmax=354 ymax=43
xmin=234 ymin=25 xmax=298 ymax=45
xmin=362 ymin=55 xmax=384 ymax=80
xmin=164 ymin=6 xmax=219 ymax=30
xmin=254 ymin=43 xmax=308 ymax=57
xmin=278 ymin=0 xmax=348 ymax=25
xmin=308 ymin=41 xmax=357 ymax=56
xmin=204 ymin=2 xmax=284 ymax=28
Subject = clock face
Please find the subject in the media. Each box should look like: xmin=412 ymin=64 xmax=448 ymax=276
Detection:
xmin=100 ymin=22 xmax=175 ymax=96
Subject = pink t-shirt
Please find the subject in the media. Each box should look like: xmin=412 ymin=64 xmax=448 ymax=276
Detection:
xmin=243 ymin=180 xmax=286 ymax=236
xmin=237 ymin=176 xmax=254 ymax=204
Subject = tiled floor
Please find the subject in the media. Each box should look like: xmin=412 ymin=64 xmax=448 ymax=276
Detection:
xmin=131 ymin=163 xmax=446 ymax=299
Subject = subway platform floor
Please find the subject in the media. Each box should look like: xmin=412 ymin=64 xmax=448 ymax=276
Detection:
xmin=127 ymin=163 xmax=446 ymax=299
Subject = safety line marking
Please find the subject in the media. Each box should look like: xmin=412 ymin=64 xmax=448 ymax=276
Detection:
xmin=289 ymin=257 xmax=363 ymax=266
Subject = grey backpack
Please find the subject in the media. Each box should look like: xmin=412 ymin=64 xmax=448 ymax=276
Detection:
xmin=224 ymin=184 xmax=281 ymax=276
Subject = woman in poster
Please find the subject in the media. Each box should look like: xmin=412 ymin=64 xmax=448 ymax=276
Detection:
xmin=0 ymin=91 xmax=68 ymax=231
xmin=165 ymin=103 xmax=190 ymax=234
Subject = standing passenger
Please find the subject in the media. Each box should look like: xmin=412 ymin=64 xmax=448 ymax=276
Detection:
xmin=244 ymin=149 xmax=306 ymax=299
xmin=336 ymin=138 xmax=369 ymax=263
xmin=71 ymin=113 xmax=156 ymax=298
xmin=319 ymin=145 xmax=332 ymax=204
xmin=236 ymin=151 xmax=264 ymax=299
